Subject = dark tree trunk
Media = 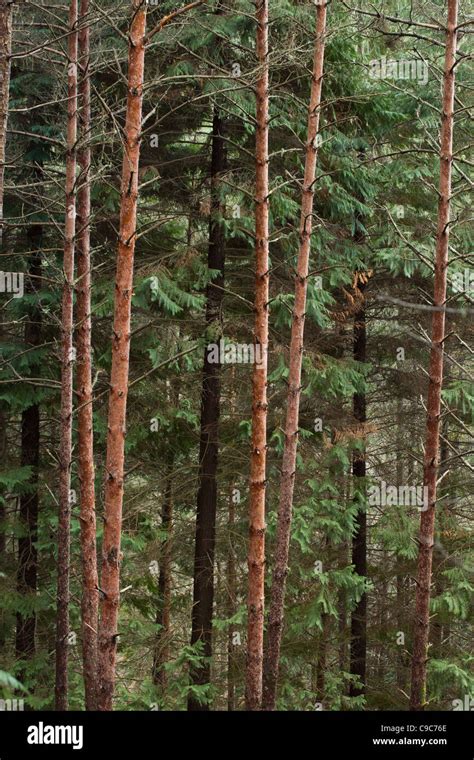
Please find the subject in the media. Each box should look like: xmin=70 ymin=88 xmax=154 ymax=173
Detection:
xmin=0 ymin=0 xmax=12 ymax=245
xmin=349 ymin=279 xmax=367 ymax=699
xmin=188 ymin=107 xmax=226 ymax=711
xmin=227 ymin=483 xmax=237 ymax=711
xmin=338 ymin=539 xmax=349 ymax=676
xmin=152 ymin=452 xmax=174 ymax=690
xmin=15 ymin=239 xmax=42 ymax=682
xmin=0 ymin=0 xmax=13 ymax=651
xmin=315 ymin=613 xmax=330 ymax=704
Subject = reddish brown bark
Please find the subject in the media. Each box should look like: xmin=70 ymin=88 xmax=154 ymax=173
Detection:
xmin=0 ymin=0 xmax=12 ymax=246
xmin=97 ymin=0 xmax=204 ymax=714
xmin=55 ymin=0 xmax=78 ymax=711
xmin=261 ymin=0 xmax=327 ymax=711
xmin=409 ymin=0 xmax=458 ymax=711
xmin=245 ymin=0 xmax=270 ymax=712
xmin=76 ymin=0 xmax=99 ymax=711
xmin=97 ymin=0 xmax=147 ymax=712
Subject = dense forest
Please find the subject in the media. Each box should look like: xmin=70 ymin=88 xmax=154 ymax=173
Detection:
xmin=0 ymin=0 xmax=472 ymax=714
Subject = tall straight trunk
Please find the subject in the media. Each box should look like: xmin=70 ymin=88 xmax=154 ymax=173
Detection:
xmin=15 ymin=244 xmax=42 ymax=681
xmin=97 ymin=0 xmax=147 ymax=712
xmin=0 ymin=0 xmax=12 ymax=623
xmin=431 ymin=430 xmax=448 ymax=659
xmin=395 ymin=423 xmax=406 ymax=692
xmin=55 ymin=0 xmax=78 ymax=711
xmin=97 ymin=0 xmax=202 ymax=713
xmin=315 ymin=612 xmax=330 ymax=703
xmin=227 ymin=485 xmax=237 ymax=711
xmin=152 ymin=452 xmax=174 ymax=690
xmin=0 ymin=0 xmax=12 ymax=245
xmin=409 ymin=0 xmax=458 ymax=712
xmin=396 ymin=573 xmax=406 ymax=691
xmin=349 ymin=280 xmax=367 ymax=699
xmin=338 ymin=537 xmax=349 ymax=677
xmin=245 ymin=0 xmax=270 ymax=713
xmin=76 ymin=0 xmax=98 ymax=711
xmin=188 ymin=107 xmax=226 ymax=711
xmin=261 ymin=0 xmax=327 ymax=711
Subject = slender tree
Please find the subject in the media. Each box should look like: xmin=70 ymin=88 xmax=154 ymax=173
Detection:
xmin=98 ymin=0 xmax=204 ymax=711
xmin=409 ymin=0 xmax=458 ymax=711
xmin=97 ymin=0 xmax=147 ymax=712
xmin=227 ymin=484 xmax=237 ymax=711
xmin=349 ymin=276 xmax=367 ymax=699
xmin=262 ymin=0 xmax=328 ymax=711
xmin=55 ymin=0 xmax=78 ymax=711
xmin=0 ymin=0 xmax=12 ymax=245
xmin=0 ymin=0 xmax=13 ymax=609
xmin=15 ymin=239 xmax=41 ymax=681
xmin=188 ymin=107 xmax=226 ymax=711
xmin=245 ymin=0 xmax=270 ymax=712
xmin=152 ymin=451 xmax=174 ymax=690
xmin=76 ymin=0 xmax=98 ymax=711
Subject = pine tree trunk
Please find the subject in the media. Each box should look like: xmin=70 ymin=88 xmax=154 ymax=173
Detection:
xmin=0 ymin=0 xmax=12 ymax=246
xmin=349 ymin=280 xmax=367 ymax=699
xmin=338 ymin=538 xmax=349 ymax=676
xmin=227 ymin=483 xmax=237 ymax=711
xmin=431 ymin=431 xmax=449 ymax=660
xmin=97 ymin=0 xmax=147 ymax=711
xmin=55 ymin=0 xmax=78 ymax=711
xmin=409 ymin=0 xmax=458 ymax=712
xmin=261 ymin=0 xmax=327 ymax=711
xmin=315 ymin=612 xmax=330 ymax=704
xmin=0 ymin=0 xmax=12 ymax=631
xmin=15 ymin=244 xmax=42 ymax=682
xmin=76 ymin=0 xmax=98 ymax=711
xmin=152 ymin=452 xmax=174 ymax=690
xmin=188 ymin=107 xmax=226 ymax=711
xmin=245 ymin=0 xmax=270 ymax=712
xmin=395 ymin=435 xmax=406 ymax=692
